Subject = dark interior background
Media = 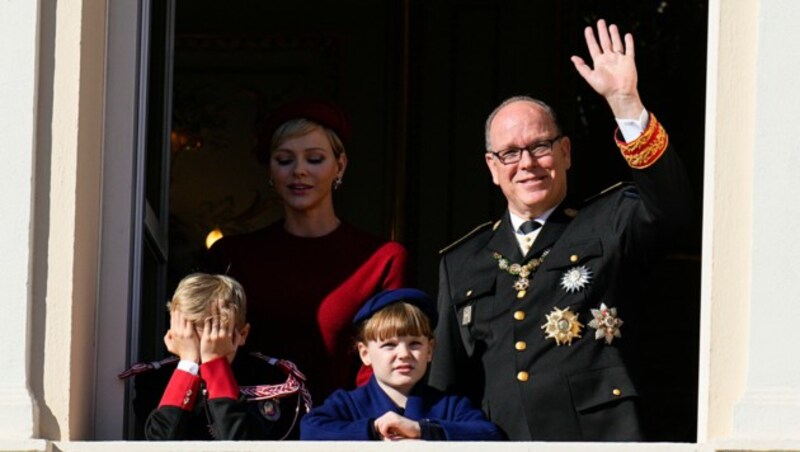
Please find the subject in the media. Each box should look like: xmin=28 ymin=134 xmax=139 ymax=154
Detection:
xmin=139 ymin=0 xmax=706 ymax=441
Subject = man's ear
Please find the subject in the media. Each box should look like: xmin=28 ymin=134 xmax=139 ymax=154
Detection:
xmin=236 ymin=323 xmax=251 ymax=346
xmin=485 ymin=153 xmax=501 ymax=186
xmin=357 ymin=342 xmax=371 ymax=366
xmin=561 ymin=136 xmax=572 ymax=170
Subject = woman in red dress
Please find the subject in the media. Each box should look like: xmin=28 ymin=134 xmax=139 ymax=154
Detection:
xmin=202 ymin=99 xmax=408 ymax=405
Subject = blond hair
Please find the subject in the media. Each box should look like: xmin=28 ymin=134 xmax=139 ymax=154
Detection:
xmin=270 ymin=118 xmax=346 ymax=158
xmin=357 ymin=302 xmax=433 ymax=343
xmin=167 ymin=273 xmax=247 ymax=329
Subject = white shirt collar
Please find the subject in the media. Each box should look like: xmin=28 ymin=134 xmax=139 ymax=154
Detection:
xmin=509 ymin=206 xmax=558 ymax=235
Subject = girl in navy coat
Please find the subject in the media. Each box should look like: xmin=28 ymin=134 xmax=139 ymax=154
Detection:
xmin=300 ymin=288 xmax=504 ymax=441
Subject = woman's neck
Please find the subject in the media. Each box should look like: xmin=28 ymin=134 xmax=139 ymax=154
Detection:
xmin=282 ymin=207 xmax=341 ymax=238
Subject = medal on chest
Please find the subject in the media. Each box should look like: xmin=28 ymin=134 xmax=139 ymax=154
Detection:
xmin=560 ymin=265 xmax=593 ymax=293
xmin=541 ymin=306 xmax=584 ymax=346
xmin=492 ymin=249 xmax=550 ymax=298
xmin=588 ymin=302 xmax=624 ymax=344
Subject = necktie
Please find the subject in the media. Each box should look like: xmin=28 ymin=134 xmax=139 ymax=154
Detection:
xmin=518 ymin=220 xmax=542 ymax=235
xmin=518 ymin=221 xmax=541 ymax=255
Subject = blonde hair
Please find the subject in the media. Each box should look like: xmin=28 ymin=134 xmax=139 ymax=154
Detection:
xmin=166 ymin=273 xmax=247 ymax=329
xmin=357 ymin=302 xmax=433 ymax=343
xmin=270 ymin=118 xmax=346 ymax=158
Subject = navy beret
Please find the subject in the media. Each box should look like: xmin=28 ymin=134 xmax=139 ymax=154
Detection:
xmin=256 ymin=97 xmax=350 ymax=164
xmin=354 ymin=288 xmax=438 ymax=329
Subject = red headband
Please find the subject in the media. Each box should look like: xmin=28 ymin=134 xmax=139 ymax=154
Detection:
xmin=256 ymin=98 xmax=350 ymax=164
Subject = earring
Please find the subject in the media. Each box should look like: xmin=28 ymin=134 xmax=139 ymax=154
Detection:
xmin=333 ymin=177 xmax=343 ymax=190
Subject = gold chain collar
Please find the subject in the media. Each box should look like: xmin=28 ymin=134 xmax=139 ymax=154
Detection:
xmin=492 ymin=249 xmax=550 ymax=298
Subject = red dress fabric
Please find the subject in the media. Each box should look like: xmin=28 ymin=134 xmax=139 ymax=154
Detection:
xmin=202 ymin=221 xmax=407 ymax=403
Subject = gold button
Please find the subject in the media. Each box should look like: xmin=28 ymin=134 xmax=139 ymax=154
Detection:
xmin=516 ymin=290 xmax=526 ymax=299
xmin=513 ymin=310 xmax=525 ymax=320
xmin=515 ymin=341 xmax=527 ymax=351
xmin=570 ymin=254 xmax=579 ymax=263
xmin=516 ymin=371 xmax=529 ymax=382
xmin=612 ymin=388 xmax=621 ymax=396
xmin=466 ymin=289 xmax=473 ymax=297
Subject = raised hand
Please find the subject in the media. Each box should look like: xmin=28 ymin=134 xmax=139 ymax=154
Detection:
xmin=164 ymin=309 xmax=200 ymax=363
xmin=373 ymin=411 xmax=422 ymax=440
xmin=200 ymin=299 xmax=238 ymax=363
xmin=571 ymin=19 xmax=644 ymax=119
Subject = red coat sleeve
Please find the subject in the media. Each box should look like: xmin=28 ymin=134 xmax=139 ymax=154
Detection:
xmin=201 ymin=357 xmax=239 ymax=400
xmin=158 ymin=368 xmax=201 ymax=410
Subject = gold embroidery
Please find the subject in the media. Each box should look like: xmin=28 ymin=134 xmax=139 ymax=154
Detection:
xmin=615 ymin=113 xmax=669 ymax=169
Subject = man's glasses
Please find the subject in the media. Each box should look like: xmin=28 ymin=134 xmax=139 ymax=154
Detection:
xmin=486 ymin=135 xmax=563 ymax=165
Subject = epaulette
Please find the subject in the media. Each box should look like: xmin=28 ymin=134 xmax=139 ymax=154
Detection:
xmin=581 ymin=181 xmax=638 ymax=206
xmin=439 ymin=221 xmax=495 ymax=255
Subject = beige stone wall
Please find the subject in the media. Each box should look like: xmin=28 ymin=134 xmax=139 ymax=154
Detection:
xmin=0 ymin=0 xmax=40 ymax=441
xmin=697 ymin=0 xmax=758 ymax=441
xmin=35 ymin=0 xmax=107 ymax=441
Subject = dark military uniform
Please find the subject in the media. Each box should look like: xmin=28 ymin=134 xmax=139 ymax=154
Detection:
xmin=131 ymin=354 xmax=308 ymax=440
xmin=429 ymin=136 xmax=693 ymax=441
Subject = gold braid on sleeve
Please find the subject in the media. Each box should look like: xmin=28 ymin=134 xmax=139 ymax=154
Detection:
xmin=614 ymin=113 xmax=669 ymax=169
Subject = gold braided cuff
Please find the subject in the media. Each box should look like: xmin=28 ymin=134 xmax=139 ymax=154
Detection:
xmin=614 ymin=113 xmax=669 ymax=169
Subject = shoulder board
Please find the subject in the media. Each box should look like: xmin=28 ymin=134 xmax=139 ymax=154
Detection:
xmin=117 ymin=356 xmax=179 ymax=379
xmin=439 ymin=221 xmax=495 ymax=255
xmin=582 ymin=181 xmax=638 ymax=205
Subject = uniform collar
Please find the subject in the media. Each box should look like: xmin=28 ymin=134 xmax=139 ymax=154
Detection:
xmin=528 ymin=204 xmax=573 ymax=257
xmin=487 ymin=212 xmax=524 ymax=262
xmin=508 ymin=206 xmax=557 ymax=234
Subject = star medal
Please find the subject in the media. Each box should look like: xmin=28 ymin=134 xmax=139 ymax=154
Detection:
xmin=588 ymin=302 xmax=623 ymax=344
xmin=541 ymin=306 xmax=583 ymax=346
xmin=560 ymin=265 xmax=592 ymax=293
xmin=493 ymin=249 xmax=550 ymax=298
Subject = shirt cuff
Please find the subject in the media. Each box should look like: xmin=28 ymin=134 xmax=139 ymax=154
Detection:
xmin=177 ymin=359 xmax=199 ymax=376
xmin=615 ymin=108 xmax=649 ymax=143
xmin=200 ymin=357 xmax=239 ymax=400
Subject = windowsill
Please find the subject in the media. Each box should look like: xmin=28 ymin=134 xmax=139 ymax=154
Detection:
xmin=0 ymin=439 xmax=793 ymax=452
